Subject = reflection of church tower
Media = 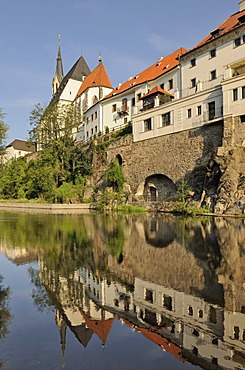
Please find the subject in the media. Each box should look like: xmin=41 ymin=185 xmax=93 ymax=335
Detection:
xmin=55 ymin=310 xmax=67 ymax=368
xmin=52 ymin=34 xmax=64 ymax=96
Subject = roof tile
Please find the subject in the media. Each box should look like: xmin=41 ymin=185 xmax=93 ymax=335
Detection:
xmin=104 ymin=48 xmax=187 ymax=100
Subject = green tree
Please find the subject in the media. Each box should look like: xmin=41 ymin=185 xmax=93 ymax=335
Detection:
xmin=0 ymin=108 xmax=9 ymax=157
xmin=105 ymin=158 xmax=124 ymax=192
xmin=29 ymin=102 xmax=80 ymax=150
xmin=0 ymin=158 xmax=27 ymax=199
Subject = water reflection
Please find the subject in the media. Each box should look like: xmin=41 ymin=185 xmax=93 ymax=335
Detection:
xmin=0 ymin=275 xmax=11 ymax=369
xmin=0 ymin=212 xmax=245 ymax=369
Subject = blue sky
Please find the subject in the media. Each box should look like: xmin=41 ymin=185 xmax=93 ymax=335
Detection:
xmin=0 ymin=0 xmax=238 ymax=144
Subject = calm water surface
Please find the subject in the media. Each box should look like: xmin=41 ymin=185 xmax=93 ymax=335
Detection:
xmin=0 ymin=211 xmax=244 ymax=370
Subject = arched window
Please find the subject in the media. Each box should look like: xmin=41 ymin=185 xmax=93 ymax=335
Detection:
xmin=92 ymin=95 xmax=98 ymax=105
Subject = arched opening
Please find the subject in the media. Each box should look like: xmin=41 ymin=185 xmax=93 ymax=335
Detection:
xmin=142 ymin=174 xmax=176 ymax=202
xmin=149 ymin=186 xmax=157 ymax=201
xmin=116 ymin=154 xmax=123 ymax=166
xmin=144 ymin=217 xmax=176 ymax=247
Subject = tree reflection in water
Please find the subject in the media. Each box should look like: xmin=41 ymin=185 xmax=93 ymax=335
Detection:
xmin=0 ymin=275 xmax=11 ymax=369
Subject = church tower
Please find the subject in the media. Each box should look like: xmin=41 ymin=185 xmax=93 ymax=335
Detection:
xmin=52 ymin=34 xmax=64 ymax=96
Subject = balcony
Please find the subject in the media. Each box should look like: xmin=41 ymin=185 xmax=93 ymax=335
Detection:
xmin=117 ymin=106 xmax=129 ymax=115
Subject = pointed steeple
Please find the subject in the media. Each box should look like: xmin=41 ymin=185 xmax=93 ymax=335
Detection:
xmin=52 ymin=34 xmax=64 ymax=96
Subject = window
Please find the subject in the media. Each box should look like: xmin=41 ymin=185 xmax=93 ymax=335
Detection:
xmin=95 ymin=125 xmax=98 ymax=133
xmin=162 ymin=112 xmax=171 ymax=126
xmin=163 ymin=295 xmax=172 ymax=311
xmin=209 ymin=306 xmax=217 ymax=323
xmin=145 ymin=289 xmax=153 ymax=303
xmin=122 ymin=98 xmax=128 ymax=111
xmin=198 ymin=309 xmax=203 ymax=318
xmin=243 ymin=35 xmax=245 ymax=43
xmin=160 ymin=83 xmax=165 ymax=90
xmin=168 ymin=79 xmax=173 ymax=90
xmin=210 ymin=49 xmax=216 ymax=58
xmin=95 ymin=111 xmax=97 ymax=119
xmin=210 ymin=70 xmax=217 ymax=80
xmin=190 ymin=58 xmax=196 ymax=67
xmin=197 ymin=105 xmax=202 ymax=116
xmin=234 ymin=37 xmax=241 ymax=47
xmin=192 ymin=347 xmax=198 ymax=356
xmin=137 ymin=93 xmax=142 ymax=101
xmin=208 ymin=101 xmax=216 ymax=120
xmin=211 ymin=357 xmax=218 ymax=365
xmin=187 ymin=108 xmax=192 ymax=118
xmin=91 ymin=114 xmax=94 ymax=121
xmin=132 ymin=97 xmax=135 ymax=106
xmin=91 ymin=128 xmax=93 ymax=136
xmin=234 ymin=326 xmax=240 ymax=339
xmin=188 ymin=306 xmax=193 ymax=316
xmin=124 ymin=117 xmax=127 ymax=124
xmin=242 ymin=86 xmax=245 ymax=99
xmin=233 ymin=88 xmax=238 ymax=101
xmin=144 ymin=118 xmax=152 ymax=131
xmin=112 ymin=104 xmax=117 ymax=112
xmin=241 ymin=115 xmax=245 ymax=123
xmin=191 ymin=78 xmax=196 ymax=88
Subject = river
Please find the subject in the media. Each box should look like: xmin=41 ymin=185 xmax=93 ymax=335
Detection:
xmin=0 ymin=210 xmax=244 ymax=370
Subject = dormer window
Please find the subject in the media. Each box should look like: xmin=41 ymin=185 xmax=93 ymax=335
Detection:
xmin=238 ymin=14 xmax=245 ymax=24
xmin=210 ymin=29 xmax=220 ymax=39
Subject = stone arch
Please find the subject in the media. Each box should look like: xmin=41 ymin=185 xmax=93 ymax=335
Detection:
xmin=116 ymin=154 xmax=123 ymax=166
xmin=144 ymin=217 xmax=176 ymax=247
xmin=136 ymin=174 xmax=176 ymax=202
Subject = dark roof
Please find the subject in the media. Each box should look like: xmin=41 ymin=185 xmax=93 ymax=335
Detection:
xmin=50 ymin=55 xmax=91 ymax=105
xmin=6 ymin=139 xmax=35 ymax=152
xmin=55 ymin=45 xmax=64 ymax=83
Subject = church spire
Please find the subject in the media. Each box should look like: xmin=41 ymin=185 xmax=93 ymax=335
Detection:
xmin=52 ymin=34 xmax=64 ymax=96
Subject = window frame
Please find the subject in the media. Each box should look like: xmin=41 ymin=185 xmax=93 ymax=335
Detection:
xmin=191 ymin=78 xmax=196 ymax=88
xmin=161 ymin=112 xmax=171 ymax=127
xmin=168 ymin=79 xmax=173 ymax=90
xmin=210 ymin=69 xmax=217 ymax=81
xmin=210 ymin=48 xmax=216 ymax=58
xmin=233 ymin=88 xmax=238 ymax=101
xmin=144 ymin=117 xmax=152 ymax=132
xmin=197 ymin=105 xmax=202 ymax=116
xmin=190 ymin=58 xmax=196 ymax=67
xmin=242 ymin=86 xmax=245 ymax=99
xmin=234 ymin=37 xmax=241 ymax=47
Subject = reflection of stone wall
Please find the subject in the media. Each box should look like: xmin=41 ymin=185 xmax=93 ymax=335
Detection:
xmin=108 ymin=216 xmax=205 ymax=294
xmin=215 ymin=218 xmax=245 ymax=312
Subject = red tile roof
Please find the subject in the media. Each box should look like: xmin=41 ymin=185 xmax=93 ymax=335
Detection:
xmin=141 ymin=86 xmax=174 ymax=99
xmin=122 ymin=318 xmax=184 ymax=363
xmin=76 ymin=61 xmax=113 ymax=99
xmin=104 ymin=47 xmax=187 ymax=100
xmin=81 ymin=310 xmax=114 ymax=345
xmin=191 ymin=9 xmax=245 ymax=51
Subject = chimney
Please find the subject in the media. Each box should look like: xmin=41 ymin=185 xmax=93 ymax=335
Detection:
xmin=240 ymin=0 xmax=245 ymax=11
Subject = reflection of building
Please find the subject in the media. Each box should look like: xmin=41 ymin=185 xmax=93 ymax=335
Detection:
xmin=0 ymin=242 xmax=37 ymax=265
xmin=38 ymin=252 xmax=245 ymax=370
